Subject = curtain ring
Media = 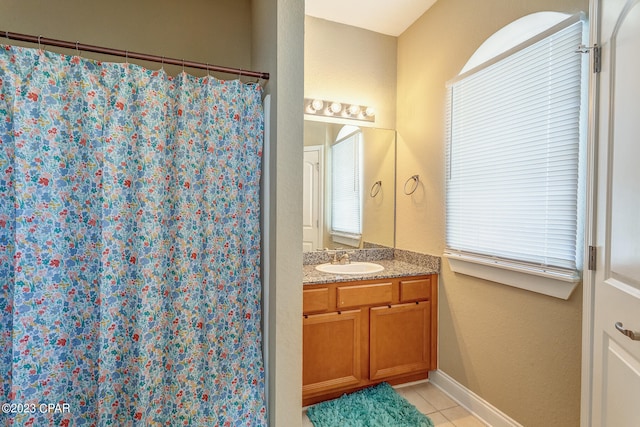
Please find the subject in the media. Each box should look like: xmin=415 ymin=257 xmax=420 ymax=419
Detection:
xmin=404 ymin=175 xmax=419 ymax=195
xmin=75 ymin=41 xmax=80 ymax=56
xmin=370 ymin=181 xmax=382 ymax=198
xmin=160 ymin=56 xmax=164 ymax=70
xmin=37 ymin=35 xmax=42 ymax=51
xmin=182 ymin=59 xmax=185 ymax=73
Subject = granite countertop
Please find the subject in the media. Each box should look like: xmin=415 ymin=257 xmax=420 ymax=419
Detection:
xmin=303 ymin=259 xmax=438 ymax=285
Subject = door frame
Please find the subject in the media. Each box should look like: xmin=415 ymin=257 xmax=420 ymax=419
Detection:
xmin=580 ymin=1 xmax=600 ymax=426
xmin=303 ymin=145 xmax=325 ymax=251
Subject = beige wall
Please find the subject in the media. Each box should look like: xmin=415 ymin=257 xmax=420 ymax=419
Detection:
xmin=361 ymin=127 xmax=396 ymax=248
xmin=305 ymin=16 xmax=397 ymax=130
xmin=396 ymin=1 xmax=587 ymax=426
xmin=0 ymin=0 xmax=252 ymax=78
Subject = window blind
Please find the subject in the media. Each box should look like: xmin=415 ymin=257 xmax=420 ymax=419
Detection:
xmin=332 ymin=131 xmax=362 ymax=236
xmin=445 ymin=18 xmax=585 ymax=278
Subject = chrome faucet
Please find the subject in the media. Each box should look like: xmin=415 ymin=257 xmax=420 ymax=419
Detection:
xmin=330 ymin=252 xmax=351 ymax=265
xmin=337 ymin=252 xmax=351 ymax=265
xmin=320 ymin=248 xmax=353 ymax=265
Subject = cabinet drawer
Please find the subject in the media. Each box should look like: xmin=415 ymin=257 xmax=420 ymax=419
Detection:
xmin=400 ymin=278 xmax=431 ymax=302
xmin=304 ymin=288 xmax=331 ymax=314
xmin=337 ymin=283 xmax=392 ymax=309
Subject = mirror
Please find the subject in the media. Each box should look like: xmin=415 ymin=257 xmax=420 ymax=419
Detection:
xmin=303 ymin=120 xmax=396 ymax=252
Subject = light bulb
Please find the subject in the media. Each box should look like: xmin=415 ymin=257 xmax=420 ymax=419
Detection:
xmin=365 ymin=106 xmax=375 ymax=117
xmin=311 ymin=99 xmax=324 ymax=111
xmin=348 ymin=105 xmax=361 ymax=116
xmin=329 ymin=102 xmax=342 ymax=114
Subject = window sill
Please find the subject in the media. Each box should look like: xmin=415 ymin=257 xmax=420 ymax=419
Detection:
xmin=444 ymin=252 xmax=580 ymax=300
xmin=331 ymin=232 xmax=361 ymax=248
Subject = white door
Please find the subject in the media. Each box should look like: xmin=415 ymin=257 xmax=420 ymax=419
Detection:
xmin=303 ymin=146 xmax=323 ymax=252
xmin=590 ymin=0 xmax=640 ymax=425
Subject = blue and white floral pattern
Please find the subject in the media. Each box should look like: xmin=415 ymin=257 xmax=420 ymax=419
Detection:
xmin=0 ymin=45 xmax=266 ymax=426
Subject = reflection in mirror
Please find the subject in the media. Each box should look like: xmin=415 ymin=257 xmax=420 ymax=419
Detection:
xmin=303 ymin=120 xmax=396 ymax=252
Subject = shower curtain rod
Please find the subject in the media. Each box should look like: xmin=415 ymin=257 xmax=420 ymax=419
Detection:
xmin=1 ymin=30 xmax=270 ymax=80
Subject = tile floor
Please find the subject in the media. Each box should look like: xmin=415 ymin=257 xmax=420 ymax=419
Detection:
xmin=302 ymin=381 xmax=488 ymax=427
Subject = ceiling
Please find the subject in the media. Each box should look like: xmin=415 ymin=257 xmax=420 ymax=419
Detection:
xmin=305 ymin=0 xmax=438 ymax=37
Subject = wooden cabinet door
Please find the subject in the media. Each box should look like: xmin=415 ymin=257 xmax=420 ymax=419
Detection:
xmin=369 ymin=301 xmax=431 ymax=381
xmin=303 ymin=310 xmax=362 ymax=396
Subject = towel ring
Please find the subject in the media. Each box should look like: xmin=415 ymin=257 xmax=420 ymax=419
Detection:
xmin=370 ymin=181 xmax=382 ymax=197
xmin=404 ymin=175 xmax=419 ymax=195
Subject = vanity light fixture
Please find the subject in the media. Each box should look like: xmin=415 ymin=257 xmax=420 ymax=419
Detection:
xmin=304 ymin=98 xmax=375 ymax=122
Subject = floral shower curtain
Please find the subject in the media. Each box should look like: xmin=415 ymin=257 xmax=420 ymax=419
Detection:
xmin=0 ymin=45 xmax=266 ymax=426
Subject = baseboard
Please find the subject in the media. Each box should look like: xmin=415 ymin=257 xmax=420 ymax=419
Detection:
xmin=428 ymin=370 xmax=523 ymax=427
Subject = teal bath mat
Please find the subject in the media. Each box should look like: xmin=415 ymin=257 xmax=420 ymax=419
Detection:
xmin=307 ymin=382 xmax=434 ymax=427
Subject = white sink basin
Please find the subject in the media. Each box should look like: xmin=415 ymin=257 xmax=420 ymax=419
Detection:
xmin=315 ymin=262 xmax=384 ymax=275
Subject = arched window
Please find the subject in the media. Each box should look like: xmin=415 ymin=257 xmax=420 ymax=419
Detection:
xmin=444 ymin=13 xmax=588 ymax=299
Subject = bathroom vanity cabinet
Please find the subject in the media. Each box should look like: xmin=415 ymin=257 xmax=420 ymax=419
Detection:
xmin=302 ymin=274 xmax=437 ymax=406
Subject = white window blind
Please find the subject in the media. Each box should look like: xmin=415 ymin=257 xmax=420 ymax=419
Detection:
xmin=331 ymin=129 xmax=362 ymax=236
xmin=445 ymin=16 xmax=586 ymax=282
